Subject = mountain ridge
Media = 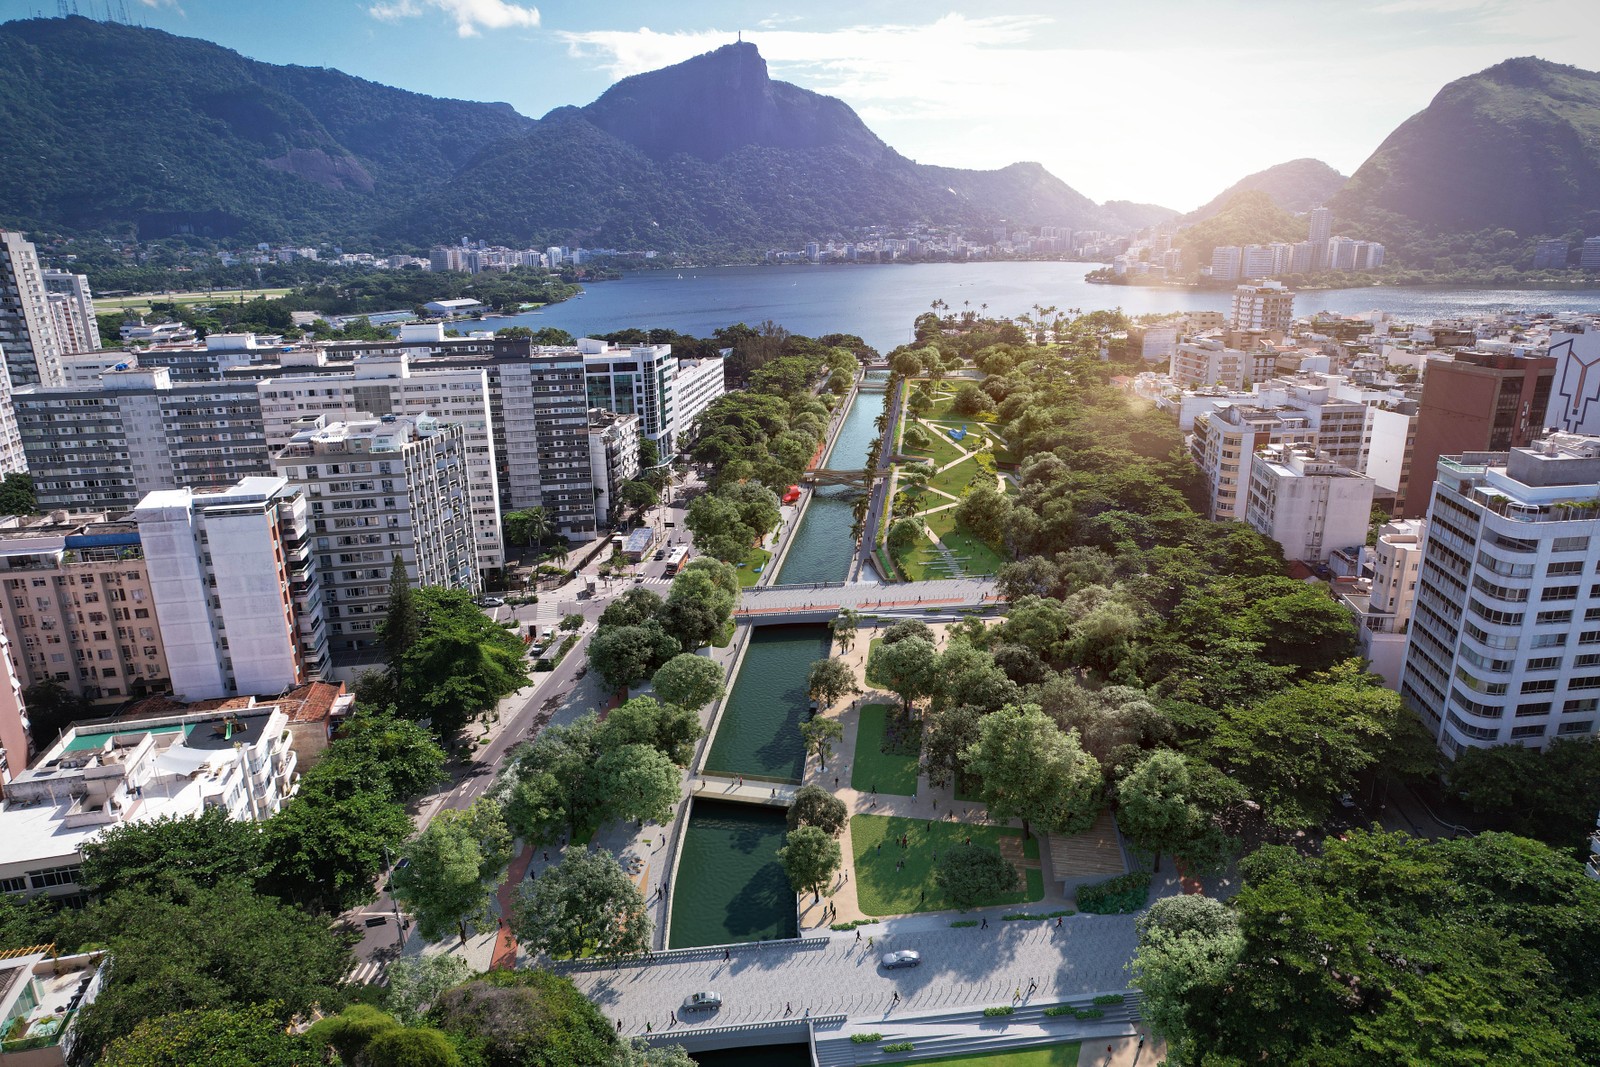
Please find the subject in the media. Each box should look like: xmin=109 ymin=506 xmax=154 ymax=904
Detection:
xmin=1181 ymin=159 xmax=1346 ymax=224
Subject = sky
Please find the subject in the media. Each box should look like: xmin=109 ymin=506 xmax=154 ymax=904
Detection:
xmin=4 ymin=0 xmax=1599 ymax=211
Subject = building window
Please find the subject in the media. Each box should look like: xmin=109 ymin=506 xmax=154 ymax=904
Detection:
xmin=1531 ymin=633 xmax=1567 ymax=648
xmin=29 ymin=865 xmax=83 ymax=889
xmin=1510 ymin=724 xmax=1547 ymax=740
xmin=1525 ymin=657 xmax=1562 ymax=671
xmin=1520 ymin=679 xmax=1558 ymax=694
xmin=1553 ymin=536 xmax=1590 ymax=553
xmin=1547 ymin=560 xmax=1585 ymax=577
xmin=1559 ymin=720 xmax=1594 ymax=735
xmin=1565 ymin=698 xmax=1599 ymax=714
xmin=1541 ymin=585 xmax=1579 ymax=602
xmin=1536 ymin=610 xmax=1573 ymax=625
xmin=1570 ymin=676 xmax=1600 ymax=690
xmin=1516 ymin=702 xmax=1553 ymax=717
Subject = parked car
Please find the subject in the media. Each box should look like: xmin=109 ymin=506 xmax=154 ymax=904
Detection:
xmin=682 ymin=992 xmax=722 ymax=1012
xmin=475 ymin=596 xmax=505 ymax=607
xmin=653 ymin=549 xmax=666 ymax=561
xmin=881 ymin=950 xmax=921 ymax=969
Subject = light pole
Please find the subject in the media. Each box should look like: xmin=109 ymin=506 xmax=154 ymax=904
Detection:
xmin=382 ymin=845 xmax=406 ymax=954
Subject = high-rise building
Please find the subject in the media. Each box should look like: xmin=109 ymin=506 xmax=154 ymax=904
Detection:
xmin=272 ymin=415 xmax=475 ymax=663
xmin=1308 ymin=207 xmax=1332 ymax=241
xmin=1240 ymin=244 xmax=1279 ymax=279
xmin=42 ymin=270 xmax=100 ymax=355
xmin=0 ymin=614 xmax=28 ymax=794
xmin=1336 ymin=518 xmax=1424 ymax=688
xmin=134 ymin=476 xmax=326 ymax=701
xmin=15 ymin=367 xmax=270 ymax=514
xmin=1325 ymin=236 xmax=1359 ymax=271
xmin=1402 ymin=433 xmax=1600 ymax=757
xmin=578 ymin=339 xmax=726 ymax=456
xmin=1545 ymin=324 xmax=1600 ymax=435
xmin=1244 ymin=442 xmax=1376 ymax=563
xmin=1229 ymin=282 xmax=1296 ymax=334
xmin=0 ymin=348 xmax=25 ymax=479
xmin=587 ymin=410 xmax=641 ymax=524
xmin=1581 ymin=236 xmax=1600 ymax=270
xmin=1209 ymin=245 xmax=1242 ymax=282
xmin=1532 ymin=239 xmax=1570 ymax=270
xmin=1404 ymin=351 xmax=1556 ymax=518
xmin=0 ymin=230 xmax=65 ymax=387
xmin=1190 ymin=403 xmax=1314 ymax=520
xmin=0 ymin=518 xmax=170 ymax=703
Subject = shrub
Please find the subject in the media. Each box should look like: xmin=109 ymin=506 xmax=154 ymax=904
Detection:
xmin=1074 ymin=1008 xmax=1104 ymax=1020
xmin=882 ymin=1042 xmax=914 ymax=1053
xmin=830 ymin=919 xmax=878 ymax=931
xmin=1043 ymin=1005 xmax=1074 ymax=1017
xmin=1092 ymin=993 xmax=1125 ymax=1005
xmin=949 ymin=919 xmax=979 ymax=928
xmin=983 ymin=1006 xmax=1015 ymax=1017
xmin=1075 ymin=871 xmax=1152 ymax=914
xmin=852 ymin=1032 xmax=883 ymax=1044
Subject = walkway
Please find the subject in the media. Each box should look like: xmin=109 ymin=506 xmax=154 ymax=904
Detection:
xmin=852 ymin=376 xmax=904 ymax=581
xmin=737 ymin=577 xmax=999 ymax=616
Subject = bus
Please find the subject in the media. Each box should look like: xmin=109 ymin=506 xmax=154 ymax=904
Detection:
xmin=663 ymin=545 xmax=689 ymax=577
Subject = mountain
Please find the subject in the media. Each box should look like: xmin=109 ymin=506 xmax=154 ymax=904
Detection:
xmin=1174 ymin=190 xmax=1306 ymax=260
xmin=1101 ymin=200 xmax=1181 ymax=232
xmin=1182 ymin=159 xmax=1346 ymax=223
xmin=1331 ymin=57 xmax=1600 ymax=239
xmin=0 ymin=19 xmax=1119 ymax=251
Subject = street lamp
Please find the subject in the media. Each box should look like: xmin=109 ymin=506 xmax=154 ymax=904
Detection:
xmin=382 ymin=845 xmax=406 ymax=954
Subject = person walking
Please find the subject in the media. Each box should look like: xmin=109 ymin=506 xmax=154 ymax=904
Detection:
xmin=1013 ymin=986 xmax=1021 ymax=1003
xmin=724 ymin=948 xmax=731 ymax=961
xmin=855 ymin=929 xmax=862 ymax=943
xmin=868 ymin=935 xmax=874 ymax=948
xmin=981 ymin=917 xmax=988 ymax=929
xmin=891 ymin=991 xmax=900 ymax=1005
xmin=645 ymin=1021 xmax=652 ymax=1033
xmin=670 ymin=1010 xmax=678 ymax=1027
xmin=784 ymin=1002 xmax=792 ymax=1016
xmin=1055 ymin=915 xmax=1063 ymax=929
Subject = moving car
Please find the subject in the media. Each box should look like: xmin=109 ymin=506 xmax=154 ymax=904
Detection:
xmin=881 ymin=950 xmax=921 ymax=969
xmin=682 ymin=992 xmax=722 ymax=1012
xmin=475 ymin=596 xmax=505 ymax=607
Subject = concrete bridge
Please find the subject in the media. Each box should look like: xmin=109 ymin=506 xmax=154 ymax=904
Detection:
xmin=736 ymin=577 xmax=1000 ymax=622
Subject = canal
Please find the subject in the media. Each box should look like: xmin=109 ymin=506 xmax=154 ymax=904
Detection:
xmin=702 ymin=625 xmax=831 ymax=781
xmin=773 ymin=375 xmax=888 ymax=585
xmin=668 ymin=799 xmax=797 ymax=949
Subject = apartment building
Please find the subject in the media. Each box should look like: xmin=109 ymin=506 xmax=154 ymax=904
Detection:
xmin=1210 ymin=245 xmax=1242 ymax=282
xmin=0 ymin=705 xmax=297 ymax=902
xmin=587 ymin=410 xmax=641 ymax=523
xmin=1402 ymin=434 xmax=1600 ymax=757
xmin=1170 ymin=338 xmax=1276 ymax=390
xmin=1404 ymin=350 xmax=1555 ymax=518
xmin=255 ymin=354 xmax=503 ymax=574
xmin=272 ymin=415 xmax=475 ymax=661
xmin=1190 ymin=403 xmax=1314 ymax=520
xmin=1244 ymin=443 xmax=1375 ymax=563
xmin=1229 ymin=282 xmax=1295 ymax=335
xmin=0 ymin=519 xmax=169 ymax=704
xmin=577 ymin=338 xmax=726 ymax=455
xmin=1543 ymin=323 xmax=1600 ymax=435
xmin=0 ymin=615 xmax=27 ymax=795
xmin=134 ymin=477 xmax=326 ymax=701
xmin=0 ymin=351 xmax=24 ymax=478
xmin=42 ymin=270 xmax=99 ymax=355
xmin=16 ymin=367 xmax=270 ymax=514
xmin=0 ymin=230 xmax=65 ymax=387
xmin=1337 ymin=519 xmax=1424 ymax=688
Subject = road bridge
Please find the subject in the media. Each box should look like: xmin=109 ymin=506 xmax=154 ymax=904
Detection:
xmin=735 ymin=577 xmax=1000 ymax=621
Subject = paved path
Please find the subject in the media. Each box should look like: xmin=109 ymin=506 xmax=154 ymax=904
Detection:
xmin=565 ymin=914 xmax=1140 ymax=1037
xmin=737 ymin=577 xmax=999 ymax=616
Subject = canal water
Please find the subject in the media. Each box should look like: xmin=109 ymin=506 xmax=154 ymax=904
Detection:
xmin=668 ymin=799 xmax=798 ymax=949
xmin=702 ymin=625 xmax=831 ymax=781
xmin=692 ymin=1044 xmax=811 ymax=1067
xmin=773 ymin=374 xmax=889 ymax=585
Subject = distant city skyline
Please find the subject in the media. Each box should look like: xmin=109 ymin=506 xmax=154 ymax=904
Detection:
xmin=2 ymin=0 xmax=1597 ymax=211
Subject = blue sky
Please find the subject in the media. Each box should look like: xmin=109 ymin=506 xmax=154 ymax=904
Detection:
xmin=4 ymin=0 xmax=1597 ymax=210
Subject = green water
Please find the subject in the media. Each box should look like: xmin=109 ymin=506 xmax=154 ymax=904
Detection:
xmin=703 ymin=625 xmax=830 ymax=781
xmin=669 ymin=799 xmax=796 ymax=949
xmin=692 ymin=1044 xmax=811 ymax=1067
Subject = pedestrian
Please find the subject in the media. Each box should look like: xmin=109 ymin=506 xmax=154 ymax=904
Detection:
xmin=804 ymin=1007 xmax=810 ymax=1018
xmin=1013 ymin=986 xmax=1021 ymax=1003
xmin=876 ymin=843 xmax=881 ymax=856
xmin=616 ymin=1020 xmax=622 ymax=1032
xmin=933 ymin=799 xmax=938 ymax=812
xmin=855 ymin=929 xmax=862 ymax=942
xmin=724 ymin=948 xmax=731 ymax=961
xmin=1028 ymin=979 xmax=1037 ymax=994
xmin=772 ymin=787 xmax=777 ymax=797
xmin=919 ymin=889 xmax=925 ymax=903
xmin=892 ymin=991 xmax=900 ymax=1004
xmin=1055 ymin=916 xmax=1063 ymax=929
xmin=868 ymin=936 xmax=874 ymax=947
xmin=543 ymin=851 xmax=549 ymax=862
xmin=670 ymin=1010 xmax=678 ymax=1026
xmin=834 ymin=776 xmax=839 ymax=787
xmin=645 ymin=1022 xmax=652 ymax=1033
xmin=785 ymin=1001 xmax=792 ymax=1016
xmin=981 ymin=917 xmax=988 ymax=929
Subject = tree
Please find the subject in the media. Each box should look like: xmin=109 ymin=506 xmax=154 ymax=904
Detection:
xmin=397 ymin=588 xmax=531 ymax=739
xmin=637 ymin=437 xmax=661 ymax=471
xmin=1116 ymin=750 xmax=1200 ymax=873
xmin=923 ymin=703 xmax=983 ymax=790
xmin=963 ymin=704 xmax=1102 ymax=838
xmin=954 ymin=486 xmax=1012 ymax=548
xmin=560 ymin=613 xmax=585 ymax=633
xmin=0 ymin=472 xmax=37 ymax=516
xmin=384 ymin=954 xmax=472 ymax=1026
xmin=99 ymin=1005 xmax=315 ymax=1067
xmin=786 ymin=784 xmax=848 ymax=835
xmin=587 ymin=621 xmax=679 ymax=689
xmin=1129 ymin=896 xmax=1243 ymax=1067
xmin=613 ymin=1039 xmax=697 ymax=1067
xmin=63 ymin=879 xmax=353 ymax=1062
xmin=831 ymin=608 xmax=861 ymax=652
xmin=934 ymin=843 xmax=1018 ymax=909
xmin=512 ymin=848 xmax=651 ymax=960
xmin=596 ymin=696 xmax=702 ymax=766
xmin=308 ymin=1004 xmax=403 ymax=1066
xmin=20 ymin=679 xmax=91 ymax=750
xmin=800 ymin=716 xmax=844 ymax=770
xmin=618 ymin=479 xmax=659 ymax=513
xmin=503 ymin=717 xmax=683 ymax=842
xmin=364 ymin=1026 xmax=463 ymax=1067
xmin=261 ymin=785 xmax=413 ymax=914
xmin=807 ymin=658 xmax=860 ymax=709
xmin=599 ymin=587 xmax=664 ymax=629
xmin=392 ymin=799 xmax=513 ymax=944
xmin=382 ymin=555 xmax=419 ymax=676
xmin=779 ymin=825 xmax=841 ymax=900
xmin=952 ymin=383 xmax=994 ymax=416
xmin=886 ymin=516 xmax=925 ymax=552
xmin=334 ymin=707 xmax=450 ymax=802
xmin=1451 ymin=736 xmax=1600 ymax=854
xmin=589 ymin=743 xmax=683 ymax=829
xmin=0 ymin=892 xmax=62 ymax=951
xmin=866 ymin=635 xmax=939 ymax=714
xmin=79 ymin=807 xmax=265 ymax=897
xmin=430 ymin=969 xmax=619 ymax=1067
xmin=503 ymin=507 xmax=550 ymax=550
xmin=651 ymin=653 xmax=724 ymax=711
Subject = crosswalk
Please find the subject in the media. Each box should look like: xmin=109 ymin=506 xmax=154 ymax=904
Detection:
xmin=346 ymin=957 xmax=390 ymax=986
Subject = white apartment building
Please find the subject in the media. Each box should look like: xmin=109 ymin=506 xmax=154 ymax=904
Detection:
xmin=134 ymin=477 xmax=326 ymax=701
xmin=1229 ymin=282 xmax=1295 ymax=334
xmin=1210 ymin=245 xmax=1242 ymax=282
xmin=587 ymin=410 xmax=641 ymax=523
xmin=1190 ymin=403 xmax=1314 ymax=520
xmin=1337 ymin=519 xmax=1425 ymax=688
xmin=0 ymin=348 xmax=24 ymax=478
xmin=256 ymin=355 xmax=503 ymax=575
xmin=578 ymin=339 xmax=726 ymax=456
xmin=0 ymin=614 xmax=27 ymax=795
xmin=0 ymin=706 xmax=297 ymax=902
xmin=0 ymin=519 xmax=170 ymax=703
xmin=0 ymin=230 xmax=65 ymax=387
xmin=1544 ymin=323 xmax=1600 ymax=435
xmin=1244 ymin=443 xmax=1375 ymax=563
xmin=1402 ymin=434 xmax=1600 ymax=757
xmin=42 ymin=270 xmax=99 ymax=355
xmin=1170 ymin=338 xmax=1275 ymax=390
xmin=273 ymin=415 xmax=476 ymax=661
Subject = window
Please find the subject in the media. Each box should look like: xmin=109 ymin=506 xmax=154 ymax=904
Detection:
xmin=1559 ymin=720 xmax=1594 ymax=735
xmin=1547 ymin=561 xmax=1584 ymax=577
xmin=1510 ymin=724 xmax=1547 ymax=740
xmin=1537 ymin=610 xmax=1573 ymax=625
xmin=1516 ymin=702 xmax=1553 ymax=717
xmin=1554 ymin=536 xmax=1590 ymax=553
xmin=1520 ymin=679 xmax=1558 ymax=694
xmin=29 ymin=865 xmax=82 ymax=889
xmin=0 ymin=876 xmax=26 ymax=894
xmin=1570 ymin=676 xmax=1600 ymax=690
xmin=1526 ymin=657 xmax=1562 ymax=671
xmin=1565 ymin=698 xmax=1599 ymax=714
xmin=1532 ymin=633 xmax=1567 ymax=648
xmin=1541 ymin=585 xmax=1579 ymax=602
xmin=1472 ymin=576 xmax=1528 ymax=602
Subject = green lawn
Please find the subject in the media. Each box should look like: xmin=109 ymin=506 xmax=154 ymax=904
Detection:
xmin=901 ymin=425 xmax=967 ymax=469
xmin=735 ymin=546 xmax=771 ymax=587
xmin=883 ymin=1043 xmax=1081 ymax=1067
xmin=928 ymin=455 xmax=983 ymax=499
xmin=851 ymin=704 xmax=920 ymax=796
xmin=926 ymin=508 xmax=1004 ymax=576
xmin=850 ymin=814 xmax=1044 ymax=916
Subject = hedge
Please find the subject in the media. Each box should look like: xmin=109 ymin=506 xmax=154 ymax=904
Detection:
xmin=852 ymin=1033 xmax=882 ymax=1044
xmin=1075 ymin=871 xmax=1152 ymax=914
xmin=882 ymin=1042 xmax=914 ymax=1053
xmin=983 ymin=1006 xmax=1015 ymax=1017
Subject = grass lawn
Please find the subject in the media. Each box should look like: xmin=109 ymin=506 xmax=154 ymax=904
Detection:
xmin=95 ymin=286 xmax=295 ymax=314
xmin=882 ymin=1043 xmax=1081 ymax=1067
xmin=926 ymin=509 xmax=1004 ymax=576
xmin=901 ymin=426 xmax=967 ymax=469
xmin=894 ymin=533 xmax=959 ymax=582
xmin=928 ymin=455 xmax=983 ymax=499
xmin=851 ymin=704 xmax=920 ymax=796
xmin=735 ymin=546 xmax=771 ymax=587
xmin=850 ymin=814 xmax=1044 ymax=916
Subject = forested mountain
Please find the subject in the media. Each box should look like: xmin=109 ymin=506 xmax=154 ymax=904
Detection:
xmin=1331 ymin=57 xmax=1600 ymax=251
xmin=1182 ymin=159 xmax=1346 ymax=223
xmin=0 ymin=18 xmax=1119 ymax=252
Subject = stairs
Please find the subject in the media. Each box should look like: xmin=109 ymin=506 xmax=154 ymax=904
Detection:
xmin=814 ymin=993 xmax=1143 ymax=1066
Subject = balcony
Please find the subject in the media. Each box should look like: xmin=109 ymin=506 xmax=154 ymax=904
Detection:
xmin=1588 ymin=855 xmax=1600 ymax=882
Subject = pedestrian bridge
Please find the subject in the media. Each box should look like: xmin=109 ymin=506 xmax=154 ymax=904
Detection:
xmin=736 ymin=578 xmax=1001 ymax=622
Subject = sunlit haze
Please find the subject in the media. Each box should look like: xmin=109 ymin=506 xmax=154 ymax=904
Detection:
xmin=6 ymin=0 xmax=1596 ymax=211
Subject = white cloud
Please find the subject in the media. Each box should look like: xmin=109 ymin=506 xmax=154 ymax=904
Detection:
xmin=369 ymin=0 xmax=539 ymax=38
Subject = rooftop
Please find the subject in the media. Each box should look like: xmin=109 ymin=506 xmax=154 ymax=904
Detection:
xmin=0 ymin=949 xmax=104 ymax=1057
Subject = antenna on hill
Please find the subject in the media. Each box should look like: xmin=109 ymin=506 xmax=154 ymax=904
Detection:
xmin=738 ymin=31 xmax=742 ymax=43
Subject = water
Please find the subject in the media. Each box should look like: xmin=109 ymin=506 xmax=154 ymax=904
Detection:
xmin=774 ymin=378 xmax=888 ymax=585
xmin=692 ymin=1044 xmax=811 ymax=1067
xmin=702 ymin=625 xmax=831 ymax=781
xmin=465 ymin=261 xmax=1600 ymax=355
xmin=668 ymin=798 xmax=797 ymax=949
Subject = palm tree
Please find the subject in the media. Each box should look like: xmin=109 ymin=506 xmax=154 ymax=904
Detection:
xmin=525 ymin=507 xmax=550 ymax=550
